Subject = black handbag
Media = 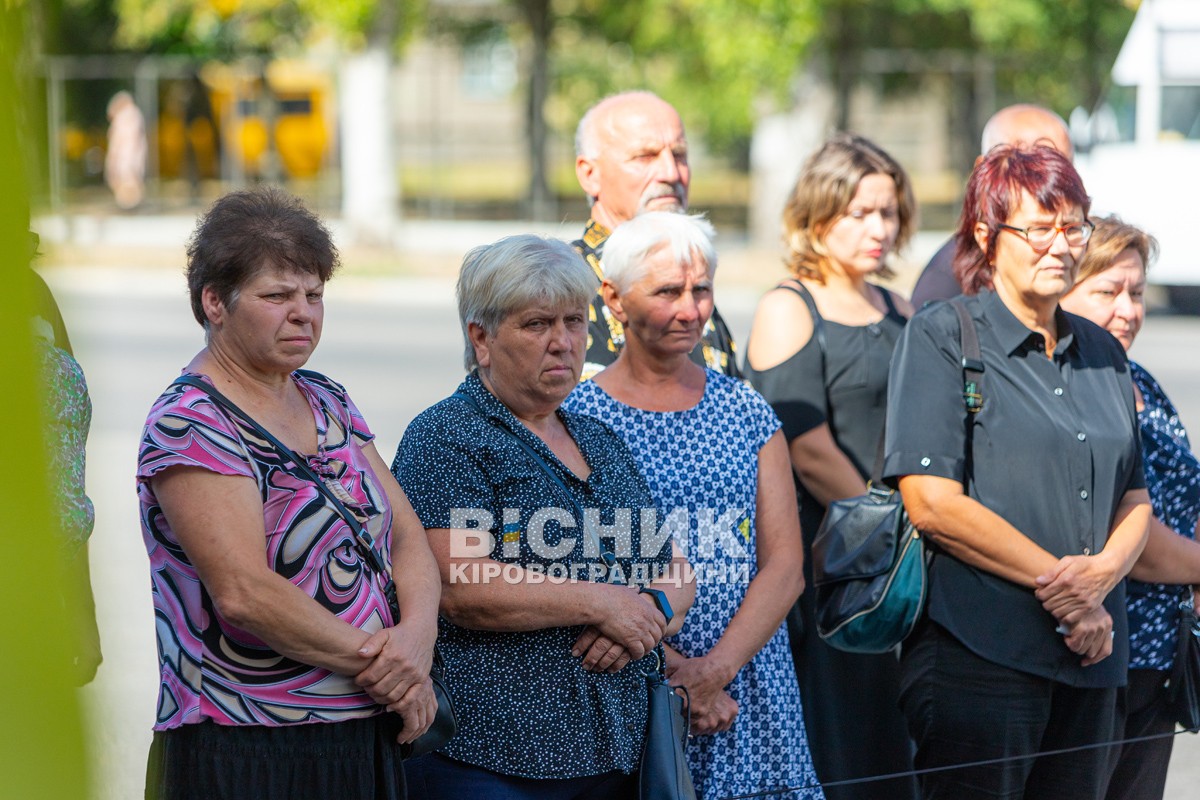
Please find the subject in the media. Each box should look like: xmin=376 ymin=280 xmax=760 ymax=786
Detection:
xmin=452 ymin=390 xmax=696 ymax=797
xmin=1166 ymin=599 xmax=1200 ymax=733
xmin=810 ymin=299 xmax=984 ymax=654
xmin=640 ymin=655 xmax=697 ymax=800
xmin=174 ymin=373 xmax=458 ymax=758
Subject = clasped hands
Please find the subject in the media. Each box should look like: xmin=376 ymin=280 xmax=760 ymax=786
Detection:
xmin=571 ymin=585 xmax=669 ymax=673
xmin=354 ymin=619 xmax=439 ymax=744
xmin=1035 ymin=553 xmax=1121 ymax=667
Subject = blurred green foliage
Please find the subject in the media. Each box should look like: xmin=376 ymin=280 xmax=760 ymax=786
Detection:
xmin=72 ymin=0 xmax=1138 ymax=162
xmin=0 ymin=5 xmax=90 ymax=798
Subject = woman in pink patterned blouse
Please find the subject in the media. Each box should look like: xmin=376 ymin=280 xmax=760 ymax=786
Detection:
xmin=137 ymin=188 xmax=440 ymax=800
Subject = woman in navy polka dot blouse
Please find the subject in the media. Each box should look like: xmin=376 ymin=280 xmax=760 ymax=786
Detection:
xmin=393 ymin=234 xmax=695 ymax=799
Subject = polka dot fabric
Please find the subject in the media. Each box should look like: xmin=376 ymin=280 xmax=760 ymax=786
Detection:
xmin=565 ymin=370 xmax=825 ymax=800
xmin=1126 ymin=361 xmax=1200 ymax=670
xmin=392 ymin=372 xmax=671 ymax=779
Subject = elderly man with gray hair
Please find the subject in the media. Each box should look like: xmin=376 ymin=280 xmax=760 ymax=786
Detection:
xmin=573 ymin=91 xmax=739 ymax=380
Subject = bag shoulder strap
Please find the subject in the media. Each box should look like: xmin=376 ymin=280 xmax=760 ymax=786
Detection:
xmin=451 ymin=391 xmax=619 ymax=580
xmin=948 ymin=299 xmax=984 ymax=413
xmin=172 ymin=374 xmax=397 ymax=600
xmin=871 ymin=299 xmax=984 ymax=485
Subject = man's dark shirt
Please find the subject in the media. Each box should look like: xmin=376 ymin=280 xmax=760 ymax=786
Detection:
xmin=910 ymin=237 xmax=961 ymax=310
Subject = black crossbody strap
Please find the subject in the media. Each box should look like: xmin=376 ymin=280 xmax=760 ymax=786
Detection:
xmin=173 ymin=374 xmax=399 ymax=617
xmin=871 ymin=299 xmax=984 ymax=486
xmin=949 ymin=300 xmax=985 ymax=413
xmin=451 ymin=391 xmax=619 ymax=582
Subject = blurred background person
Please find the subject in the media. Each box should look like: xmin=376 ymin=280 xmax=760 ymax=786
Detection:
xmin=573 ymin=91 xmax=739 ymax=380
xmin=1059 ymin=215 xmax=1200 ymax=800
xmin=743 ymin=132 xmax=918 ymax=800
xmin=104 ymin=90 xmax=147 ymax=210
xmin=138 ymin=187 xmax=440 ymax=800
xmin=392 ymin=234 xmax=693 ymax=798
xmin=910 ymin=103 xmax=1073 ymax=308
xmin=28 ymin=233 xmax=100 ymax=685
xmin=565 ymin=211 xmax=824 ymax=800
xmin=886 ymin=145 xmax=1150 ymax=799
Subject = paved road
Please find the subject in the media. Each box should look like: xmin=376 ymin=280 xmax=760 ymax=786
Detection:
xmin=48 ymin=264 xmax=1200 ymax=799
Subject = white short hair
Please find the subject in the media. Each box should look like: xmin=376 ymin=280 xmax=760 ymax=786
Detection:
xmin=456 ymin=235 xmax=595 ymax=371
xmin=601 ymin=212 xmax=716 ymax=293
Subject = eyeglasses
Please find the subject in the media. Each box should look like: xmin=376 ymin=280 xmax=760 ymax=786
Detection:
xmin=997 ymin=220 xmax=1094 ymax=251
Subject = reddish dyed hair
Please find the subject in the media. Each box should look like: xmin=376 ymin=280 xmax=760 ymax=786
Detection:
xmin=952 ymin=144 xmax=1090 ymax=294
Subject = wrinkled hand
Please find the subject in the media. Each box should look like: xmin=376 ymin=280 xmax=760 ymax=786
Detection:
xmin=666 ymin=655 xmax=737 ymax=735
xmin=1035 ymin=554 xmax=1118 ymax=625
xmin=580 ymin=586 xmax=667 ymax=663
xmin=572 ymin=626 xmax=634 ymax=673
xmin=1060 ymin=605 xmax=1114 ymax=667
xmin=387 ymin=676 xmax=439 ymax=745
xmin=354 ymin=620 xmax=436 ymax=706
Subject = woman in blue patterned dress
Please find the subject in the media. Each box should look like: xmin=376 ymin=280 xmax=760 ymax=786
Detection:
xmin=564 ymin=212 xmax=824 ymax=800
xmin=1060 ymin=216 xmax=1200 ymax=800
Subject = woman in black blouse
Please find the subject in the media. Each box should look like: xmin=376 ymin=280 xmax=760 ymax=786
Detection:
xmin=885 ymin=145 xmax=1152 ymax=799
xmin=392 ymin=234 xmax=693 ymax=799
xmin=745 ymin=132 xmax=918 ymax=799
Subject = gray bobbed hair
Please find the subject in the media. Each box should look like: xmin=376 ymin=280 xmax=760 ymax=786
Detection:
xmin=601 ymin=211 xmax=717 ymax=293
xmin=456 ymin=234 xmax=595 ymax=371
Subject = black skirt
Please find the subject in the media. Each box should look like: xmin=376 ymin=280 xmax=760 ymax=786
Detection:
xmin=145 ymin=715 xmax=407 ymax=800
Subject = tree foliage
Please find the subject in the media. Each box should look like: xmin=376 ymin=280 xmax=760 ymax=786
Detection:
xmin=821 ymin=0 xmax=1137 ymax=115
xmin=111 ymin=0 xmax=424 ymax=56
xmin=553 ymin=0 xmax=822 ymax=160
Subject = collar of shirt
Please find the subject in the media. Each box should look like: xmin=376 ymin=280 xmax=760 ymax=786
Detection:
xmin=579 ymin=219 xmax=610 ymax=282
xmin=978 ymin=288 xmax=1076 ymax=357
xmin=459 ymin=371 xmax=594 ymax=489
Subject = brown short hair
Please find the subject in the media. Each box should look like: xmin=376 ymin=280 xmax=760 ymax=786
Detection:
xmin=186 ymin=187 xmax=339 ymax=328
xmin=1074 ymin=215 xmax=1158 ymax=284
xmin=781 ymin=133 xmax=915 ymax=282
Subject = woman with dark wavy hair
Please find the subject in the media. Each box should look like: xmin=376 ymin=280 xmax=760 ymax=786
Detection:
xmin=884 ymin=145 xmax=1152 ymax=799
xmin=138 ymin=187 xmax=440 ymax=799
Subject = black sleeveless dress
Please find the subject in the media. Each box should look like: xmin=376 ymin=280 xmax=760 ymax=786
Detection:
xmin=745 ymin=282 xmax=918 ymax=800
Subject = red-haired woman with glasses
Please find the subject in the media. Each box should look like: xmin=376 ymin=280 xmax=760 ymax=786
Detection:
xmin=883 ymin=145 xmax=1152 ymax=799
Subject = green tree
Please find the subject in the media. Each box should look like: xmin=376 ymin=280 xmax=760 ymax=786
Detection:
xmin=1 ymin=5 xmax=91 ymax=798
xmin=819 ymin=0 xmax=1137 ymax=139
xmin=555 ymin=0 xmax=823 ymax=162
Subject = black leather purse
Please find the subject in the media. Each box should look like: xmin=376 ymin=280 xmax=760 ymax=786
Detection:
xmin=174 ymin=373 xmax=457 ymax=758
xmin=810 ymin=299 xmax=984 ymax=654
xmin=640 ymin=654 xmax=696 ymax=800
xmin=1166 ymin=599 xmax=1200 ymax=733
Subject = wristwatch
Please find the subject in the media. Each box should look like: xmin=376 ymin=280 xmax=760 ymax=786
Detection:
xmin=639 ymin=587 xmax=674 ymax=624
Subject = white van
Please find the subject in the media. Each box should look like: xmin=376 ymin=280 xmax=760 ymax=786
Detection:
xmin=1073 ymin=0 xmax=1200 ymax=311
